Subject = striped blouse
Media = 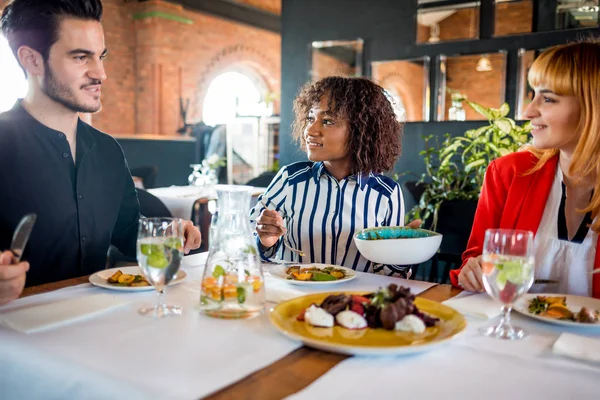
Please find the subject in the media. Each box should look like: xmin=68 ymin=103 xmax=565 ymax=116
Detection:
xmin=249 ymin=161 xmax=407 ymax=275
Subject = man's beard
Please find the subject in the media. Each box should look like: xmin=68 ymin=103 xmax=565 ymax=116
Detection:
xmin=42 ymin=62 xmax=102 ymax=113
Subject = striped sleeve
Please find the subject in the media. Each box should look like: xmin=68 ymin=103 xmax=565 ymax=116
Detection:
xmin=384 ymin=183 xmax=405 ymax=227
xmin=249 ymin=166 xmax=290 ymax=259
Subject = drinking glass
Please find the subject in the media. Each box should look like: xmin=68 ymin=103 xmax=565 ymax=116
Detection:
xmin=481 ymin=229 xmax=534 ymax=340
xmin=137 ymin=217 xmax=185 ymax=318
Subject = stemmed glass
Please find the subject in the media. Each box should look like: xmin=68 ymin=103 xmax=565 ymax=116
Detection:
xmin=480 ymin=229 xmax=534 ymax=340
xmin=137 ymin=217 xmax=185 ymax=318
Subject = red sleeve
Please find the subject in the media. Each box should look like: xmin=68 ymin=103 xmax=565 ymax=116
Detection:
xmin=449 ymin=160 xmax=509 ymax=287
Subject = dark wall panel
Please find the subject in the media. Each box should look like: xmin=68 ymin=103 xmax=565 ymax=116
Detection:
xmin=280 ymin=0 xmax=599 ymax=186
xmin=116 ymin=138 xmax=197 ymax=187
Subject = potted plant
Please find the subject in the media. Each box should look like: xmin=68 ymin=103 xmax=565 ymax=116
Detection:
xmin=406 ymin=100 xmax=531 ymax=232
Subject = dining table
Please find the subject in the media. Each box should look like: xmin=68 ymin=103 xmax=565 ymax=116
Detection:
xmin=1 ymin=253 xmax=598 ymax=399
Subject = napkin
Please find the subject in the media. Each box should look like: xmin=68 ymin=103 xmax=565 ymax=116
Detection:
xmin=0 ymin=293 xmax=130 ymax=334
xmin=553 ymin=333 xmax=600 ymax=363
xmin=264 ymin=277 xmax=307 ymax=304
xmin=443 ymin=292 xmax=503 ymax=319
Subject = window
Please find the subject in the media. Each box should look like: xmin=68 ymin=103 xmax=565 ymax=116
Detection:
xmin=202 ymin=71 xmax=268 ymax=126
xmin=417 ymin=1 xmax=481 ymax=44
xmin=0 ymin=37 xmax=28 ymax=113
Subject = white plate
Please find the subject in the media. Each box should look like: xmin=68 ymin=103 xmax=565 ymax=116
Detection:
xmin=89 ymin=266 xmax=187 ymax=292
xmin=267 ymin=263 xmax=356 ymax=286
xmin=514 ymin=293 xmax=600 ymax=328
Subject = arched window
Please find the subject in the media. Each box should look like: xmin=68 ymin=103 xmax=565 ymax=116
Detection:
xmin=0 ymin=37 xmax=28 ymax=113
xmin=202 ymin=71 xmax=268 ymax=126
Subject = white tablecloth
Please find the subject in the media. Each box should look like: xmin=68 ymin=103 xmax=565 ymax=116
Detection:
xmin=0 ymin=253 xmax=437 ymax=400
xmin=287 ymin=307 xmax=600 ymax=400
xmin=147 ymin=186 xmax=217 ymax=220
xmin=147 ymin=186 xmax=267 ymax=221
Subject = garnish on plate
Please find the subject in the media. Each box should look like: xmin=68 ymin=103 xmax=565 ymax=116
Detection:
xmin=106 ymin=270 xmax=150 ymax=287
xmin=297 ymin=284 xmax=439 ymax=333
xmin=285 ymin=265 xmax=347 ymax=281
xmin=528 ymin=295 xmax=599 ymax=323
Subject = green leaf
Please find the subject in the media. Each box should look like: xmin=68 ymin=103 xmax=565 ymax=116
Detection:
xmin=466 ymin=101 xmax=494 ymax=120
xmin=494 ymin=119 xmax=512 ymax=134
xmin=473 ymin=126 xmax=489 ymax=138
xmin=236 ymin=286 xmax=246 ymax=304
xmin=440 ymin=152 xmax=454 ymax=168
xmin=499 ymin=103 xmax=510 ymax=117
xmin=212 ymin=265 xmax=225 ymax=278
xmin=465 ymin=159 xmax=486 ymax=172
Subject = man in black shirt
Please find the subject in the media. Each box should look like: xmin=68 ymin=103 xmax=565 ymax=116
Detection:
xmin=0 ymin=0 xmax=201 ymax=305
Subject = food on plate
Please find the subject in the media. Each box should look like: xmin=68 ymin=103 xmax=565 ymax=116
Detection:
xmin=285 ymin=265 xmax=348 ymax=281
xmin=395 ymin=314 xmax=426 ymax=333
xmin=528 ymin=296 xmax=599 ymax=323
xmin=336 ymin=310 xmax=368 ymax=329
xmin=297 ymin=284 xmax=439 ymax=334
xmin=106 ymin=270 xmax=150 ymax=287
xmin=304 ymin=305 xmax=335 ymax=327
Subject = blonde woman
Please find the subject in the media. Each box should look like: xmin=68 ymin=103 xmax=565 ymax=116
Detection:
xmin=450 ymin=39 xmax=600 ymax=298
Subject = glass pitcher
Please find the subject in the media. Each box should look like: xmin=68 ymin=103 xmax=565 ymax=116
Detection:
xmin=199 ymin=185 xmax=265 ymax=319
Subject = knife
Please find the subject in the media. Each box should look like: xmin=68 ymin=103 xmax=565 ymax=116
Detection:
xmin=10 ymin=213 xmax=37 ymax=263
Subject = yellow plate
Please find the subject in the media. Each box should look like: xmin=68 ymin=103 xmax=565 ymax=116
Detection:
xmin=269 ymin=292 xmax=467 ymax=356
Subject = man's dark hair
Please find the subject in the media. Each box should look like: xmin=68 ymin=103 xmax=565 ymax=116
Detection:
xmin=0 ymin=0 xmax=103 ymax=66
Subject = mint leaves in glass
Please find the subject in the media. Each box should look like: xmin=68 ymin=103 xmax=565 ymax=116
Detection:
xmin=137 ymin=218 xmax=185 ymax=318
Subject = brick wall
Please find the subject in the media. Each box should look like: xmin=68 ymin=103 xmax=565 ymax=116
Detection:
xmin=438 ymin=8 xmax=479 ymax=42
xmin=495 ymin=0 xmax=533 ymax=36
xmin=417 ymin=1 xmax=532 ymax=42
xmin=445 ymin=53 xmax=506 ymax=120
xmin=0 ymin=0 xmax=281 ymax=136
xmin=127 ymin=0 xmax=281 ymax=136
xmin=96 ymin=0 xmax=137 ymax=134
xmin=372 ymin=60 xmax=426 ymax=122
xmin=311 ymin=50 xmax=354 ymax=81
xmin=235 ymin=0 xmax=281 ymax=15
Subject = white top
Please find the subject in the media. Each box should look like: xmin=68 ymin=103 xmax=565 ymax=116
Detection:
xmin=532 ymin=166 xmax=597 ymax=296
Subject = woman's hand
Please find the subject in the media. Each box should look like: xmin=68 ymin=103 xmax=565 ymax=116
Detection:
xmin=256 ymin=209 xmax=286 ymax=249
xmin=406 ymin=219 xmax=422 ymax=228
xmin=458 ymin=256 xmax=485 ymax=292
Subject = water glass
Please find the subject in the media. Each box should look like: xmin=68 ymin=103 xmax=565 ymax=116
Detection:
xmin=137 ymin=217 xmax=185 ymax=318
xmin=481 ymin=229 xmax=534 ymax=340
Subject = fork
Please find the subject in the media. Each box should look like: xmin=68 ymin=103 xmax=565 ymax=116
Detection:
xmin=283 ymin=236 xmax=306 ymax=257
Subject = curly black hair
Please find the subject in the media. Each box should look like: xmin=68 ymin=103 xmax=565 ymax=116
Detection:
xmin=292 ymin=76 xmax=403 ymax=174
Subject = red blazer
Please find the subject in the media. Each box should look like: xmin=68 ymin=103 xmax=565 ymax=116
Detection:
xmin=449 ymin=151 xmax=600 ymax=299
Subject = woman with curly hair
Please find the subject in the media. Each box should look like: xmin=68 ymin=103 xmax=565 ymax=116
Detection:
xmin=451 ymin=39 xmax=600 ymax=298
xmin=250 ymin=76 xmax=415 ymax=275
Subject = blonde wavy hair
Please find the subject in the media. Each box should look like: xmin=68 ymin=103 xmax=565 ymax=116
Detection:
xmin=526 ymin=38 xmax=600 ymax=232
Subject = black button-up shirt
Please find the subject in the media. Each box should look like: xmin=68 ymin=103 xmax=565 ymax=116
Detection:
xmin=0 ymin=103 xmax=140 ymax=286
